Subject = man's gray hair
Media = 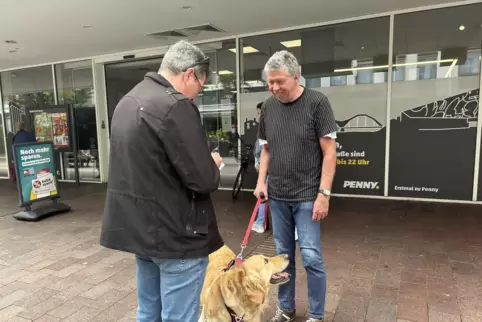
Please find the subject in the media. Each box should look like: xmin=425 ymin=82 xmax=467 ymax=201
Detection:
xmin=160 ymin=40 xmax=209 ymax=77
xmin=263 ymin=50 xmax=301 ymax=77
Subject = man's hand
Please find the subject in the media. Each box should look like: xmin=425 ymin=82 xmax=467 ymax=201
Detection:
xmin=255 ymin=163 xmax=260 ymax=172
xmin=313 ymin=194 xmax=329 ymax=221
xmin=254 ymin=183 xmax=268 ymax=201
xmin=211 ymin=152 xmax=223 ymax=168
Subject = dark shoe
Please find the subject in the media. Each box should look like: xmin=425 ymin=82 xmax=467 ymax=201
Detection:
xmin=269 ymin=306 xmax=296 ymax=322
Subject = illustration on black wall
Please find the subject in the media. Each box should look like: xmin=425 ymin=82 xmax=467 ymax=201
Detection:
xmin=389 ymin=89 xmax=479 ymax=200
xmin=336 ymin=114 xmax=383 ymax=132
xmin=239 ymin=109 xmax=387 ymax=196
xmin=239 ymin=88 xmax=480 ymax=201
xmin=333 ymin=110 xmax=386 ymax=195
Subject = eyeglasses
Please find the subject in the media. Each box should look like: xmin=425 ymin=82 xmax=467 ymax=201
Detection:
xmin=182 ymin=57 xmax=211 ymax=93
xmin=182 ymin=57 xmax=211 ymax=76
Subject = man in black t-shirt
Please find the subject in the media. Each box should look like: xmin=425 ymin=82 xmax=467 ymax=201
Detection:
xmin=254 ymin=50 xmax=337 ymax=322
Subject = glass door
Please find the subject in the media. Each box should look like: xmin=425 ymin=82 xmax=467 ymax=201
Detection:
xmin=105 ymin=57 xmax=163 ymax=133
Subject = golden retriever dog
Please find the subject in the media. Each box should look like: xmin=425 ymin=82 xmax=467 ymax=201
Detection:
xmin=198 ymin=245 xmax=289 ymax=322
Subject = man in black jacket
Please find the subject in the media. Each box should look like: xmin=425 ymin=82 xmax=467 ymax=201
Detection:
xmin=100 ymin=40 xmax=224 ymax=322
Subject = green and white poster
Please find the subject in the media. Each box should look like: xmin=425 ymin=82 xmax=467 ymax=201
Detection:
xmin=14 ymin=142 xmax=58 ymax=205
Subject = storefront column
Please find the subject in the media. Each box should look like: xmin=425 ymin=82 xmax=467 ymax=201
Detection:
xmin=384 ymin=14 xmax=395 ymax=197
xmin=471 ymin=49 xmax=482 ymax=201
xmin=92 ymin=60 xmax=110 ymax=183
xmin=0 ymin=81 xmax=7 ymax=179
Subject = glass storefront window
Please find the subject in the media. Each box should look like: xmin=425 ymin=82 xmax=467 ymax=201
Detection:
xmin=389 ymin=3 xmax=482 ymax=200
xmin=55 ymin=60 xmax=100 ymax=182
xmin=0 ymin=85 xmax=6 ymax=178
xmin=1 ymin=66 xmax=55 ymax=133
xmin=1 ymin=66 xmax=55 ymax=179
xmin=103 ymin=42 xmax=237 ymax=188
xmin=196 ymin=40 xmax=238 ymax=189
xmin=239 ymin=17 xmax=390 ymax=194
xmin=0 ymin=3 xmax=480 ymax=202
xmin=105 ymin=57 xmax=162 ymax=132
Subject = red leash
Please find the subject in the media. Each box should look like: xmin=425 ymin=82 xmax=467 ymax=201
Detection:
xmin=235 ymin=193 xmax=268 ymax=265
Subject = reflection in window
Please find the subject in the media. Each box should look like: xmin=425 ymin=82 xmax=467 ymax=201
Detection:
xmin=195 ymin=40 xmax=238 ymax=188
xmin=459 ymin=50 xmax=481 ymax=76
xmin=353 ymin=60 xmax=374 ymax=84
xmin=330 ymin=75 xmax=347 ymax=86
xmin=57 ymin=61 xmax=95 ymax=107
xmin=1 ymin=66 xmax=55 ymax=134
xmin=0 ymin=105 xmax=6 ymax=177
xmin=389 ymin=3 xmax=482 ymax=200
xmin=55 ymin=61 xmax=100 ymax=182
xmin=416 ymin=53 xmax=438 ymax=80
xmin=1 ymin=66 xmax=55 ymax=179
xmin=306 ymin=77 xmax=321 ymax=89
xmin=239 ymin=17 xmax=390 ymax=192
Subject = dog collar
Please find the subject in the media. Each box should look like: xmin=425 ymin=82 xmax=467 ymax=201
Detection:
xmin=226 ymin=305 xmax=244 ymax=322
xmin=221 ymin=259 xmax=236 ymax=272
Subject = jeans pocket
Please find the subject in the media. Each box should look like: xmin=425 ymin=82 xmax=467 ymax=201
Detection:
xmin=158 ymin=257 xmax=208 ymax=275
xmin=158 ymin=258 xmax=186 ymax=274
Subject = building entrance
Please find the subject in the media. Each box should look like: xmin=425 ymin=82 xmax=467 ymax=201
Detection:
xmin=104 ymin=57 xmax=163 ymax=133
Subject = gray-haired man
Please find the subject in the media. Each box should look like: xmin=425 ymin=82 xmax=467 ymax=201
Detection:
xmin=100 ymin=40 xmax=224 ymax=322
xmin=254 ymin=50 xmax=337 ymax=322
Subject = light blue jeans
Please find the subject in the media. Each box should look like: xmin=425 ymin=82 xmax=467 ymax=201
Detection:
xmin=269 ymin=198 xmax=326 ymax=320
xmin=135 ymin=255 xmax=208 ymax=322
xmin=254 ymin=176 xmax=268 ymax=227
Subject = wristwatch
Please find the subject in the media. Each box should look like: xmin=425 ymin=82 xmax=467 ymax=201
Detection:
xmin=318 ymin=189 xmax=331 ymax=198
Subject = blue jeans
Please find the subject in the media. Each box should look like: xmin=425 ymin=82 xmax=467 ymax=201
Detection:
xmin=135 ymin=255 xmax=208 ymax=322
xmin=254 ymin=202 xmax=266 ymax=227
xmin=269 ymin=199 xmax=326 ymax=319
xmin=254 ymin=176 xmax=268 ymax=227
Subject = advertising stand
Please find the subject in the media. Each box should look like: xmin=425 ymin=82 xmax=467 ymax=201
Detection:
xmin=12 ymin=141 xmax=71 ymax=221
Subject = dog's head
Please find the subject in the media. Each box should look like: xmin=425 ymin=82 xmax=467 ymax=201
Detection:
xmin=204 ymin=254 xmax=290 ymax=319
xmin=232 ymin=253 xmax=290 ymax=306
xmin=241 ymin=253 xmax=290 ymax=286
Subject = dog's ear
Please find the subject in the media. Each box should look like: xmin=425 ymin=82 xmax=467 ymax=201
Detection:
xmin=204 ymin=278 xmax=224 ymax=318
xmin=242 ymin=275 xmax=266 ymax=305
xmin=225 ymin=268 xmax=245 ymax=295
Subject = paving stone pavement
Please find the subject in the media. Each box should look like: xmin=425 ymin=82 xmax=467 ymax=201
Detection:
xmin=0 ymin=180 xmax=482 ymax=321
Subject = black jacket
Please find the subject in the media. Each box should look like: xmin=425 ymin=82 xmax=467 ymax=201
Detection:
xmin=100 ymin=72 xmax=224 ymax=259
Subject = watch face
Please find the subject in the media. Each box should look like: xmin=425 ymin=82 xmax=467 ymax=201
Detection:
xmin=320 ymin=189 xmax=331 ymax=196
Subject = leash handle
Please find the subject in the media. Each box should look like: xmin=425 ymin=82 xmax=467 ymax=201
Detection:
xmin=259 ymin=192 xmax=268 ymax=203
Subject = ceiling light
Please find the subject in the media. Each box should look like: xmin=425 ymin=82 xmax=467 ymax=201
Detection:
xmin=444 ymin=59 xmax=458 ymax=78
xmin=218 ymin=70 xmax=233 ymax=75
xmin=82 ymin=25 xmax=93 ymax=29
xmin=181 ymin=5 xmax=192 ymax=10
xmin=280 ymin=40 xmax=301 ymax=48
xmin=5 ymin=40 xmax=17 ymax=44
xmin=459 ymin=25 xmax=465 ymax=31
xmin=334 ymin=58 xmax=456 ymax=72
xmin=229 ymin=46 xmax=259 ymax=54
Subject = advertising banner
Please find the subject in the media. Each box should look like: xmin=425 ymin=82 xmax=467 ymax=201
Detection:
xmin=389 ymin=89 xmax=479 ymax=200
xmin=14 ymin=141 xmax=59 ymax=205
xmin=333 ymin=122 xmax=386 ymax=196
xmin=239 ymin=91 xmax=387 ymax=196
xmin=27 ymin=106 xmax=72 ymax=152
